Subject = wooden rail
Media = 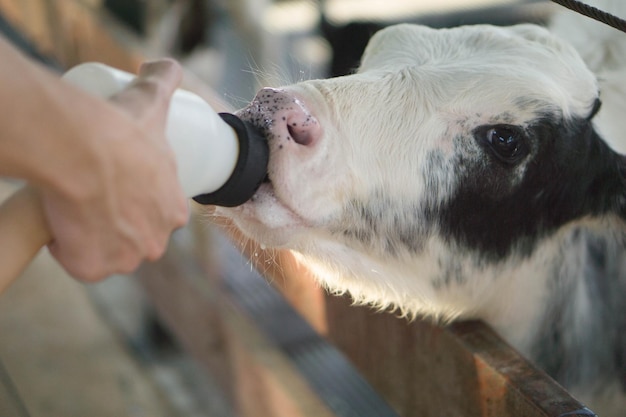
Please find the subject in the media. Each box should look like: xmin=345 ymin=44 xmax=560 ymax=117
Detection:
xmin=0 ymin=1 xmax=596 ymax=416
xmin=137 ymin=224 xmax=593 ymax=417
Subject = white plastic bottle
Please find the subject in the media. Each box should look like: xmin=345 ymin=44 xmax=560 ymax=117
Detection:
xmin=62 ymin=62 xmax=268 ymax=207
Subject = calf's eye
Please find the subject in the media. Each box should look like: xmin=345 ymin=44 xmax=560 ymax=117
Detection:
xmin=474 ymin=124 xmax=527 ymax=164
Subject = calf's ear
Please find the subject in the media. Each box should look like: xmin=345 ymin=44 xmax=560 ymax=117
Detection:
xmin=509 ymin=23 xmax=589 ymax=67
xmin=358 ymin=24 xmax=435 ymax=73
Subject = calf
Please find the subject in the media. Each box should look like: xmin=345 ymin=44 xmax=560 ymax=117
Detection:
xmin=217 ymin=17 xmax=626 ymax=416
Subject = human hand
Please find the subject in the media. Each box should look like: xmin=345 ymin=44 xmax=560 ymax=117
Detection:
xmin=41 ymin=59 xmax=189 ymax=281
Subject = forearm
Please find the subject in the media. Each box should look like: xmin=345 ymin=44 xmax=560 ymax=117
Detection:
xmin=0 ymin=36 xmax=122 ymax=195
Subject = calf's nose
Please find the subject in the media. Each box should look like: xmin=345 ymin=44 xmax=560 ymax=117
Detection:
xmin=253 ymin=88 xmax=320 ymax=147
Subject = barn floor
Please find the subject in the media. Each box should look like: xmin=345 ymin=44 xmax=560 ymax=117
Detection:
xmin=0 ymin=243 xmax=173 ymax=417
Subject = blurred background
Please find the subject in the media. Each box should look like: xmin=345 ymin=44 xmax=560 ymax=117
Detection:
xmin=0 ymin=1 xmax=564 ymax=416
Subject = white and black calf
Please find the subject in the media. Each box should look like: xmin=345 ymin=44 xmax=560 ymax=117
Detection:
xmin=217 ymin=21 xmax=626 ymax=415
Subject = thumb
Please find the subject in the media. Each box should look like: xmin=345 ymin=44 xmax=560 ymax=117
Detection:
xmin=109 ymin=59 xmax=183 ymax=129
xmin=136 ymin=59 xmax=183 ymax=97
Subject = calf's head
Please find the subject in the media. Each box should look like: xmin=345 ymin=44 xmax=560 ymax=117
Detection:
xmin=218 ymin=23 xmax=624 ymax=316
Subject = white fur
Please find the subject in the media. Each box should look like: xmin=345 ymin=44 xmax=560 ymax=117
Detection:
xmin=224 ymin=22 xmax=599 ymax=317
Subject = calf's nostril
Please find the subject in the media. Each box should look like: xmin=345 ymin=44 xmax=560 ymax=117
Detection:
xmin=248 ymin=87 xmax=320 ymax=147
xmin=287 ymin=122 xmax=313 ymax=146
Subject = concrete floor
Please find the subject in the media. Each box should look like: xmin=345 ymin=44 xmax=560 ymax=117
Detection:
xmin=0 ymin=183 xmax=178 ymax=417
xmin=0 ymin=252 xmax=180 ymax=417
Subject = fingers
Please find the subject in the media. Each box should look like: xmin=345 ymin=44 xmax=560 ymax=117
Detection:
xmin=44 ymin=183 xmax=189 ymax=283
xmin=47 ymin=239 xmax=140 ymax=283
xmin=137 ymin=58 xmax=183 ymax=98
xmin=47 ymin=221 xmax=175 ymax=282
xmin=110 ymin=59 xmax=183 ymax=131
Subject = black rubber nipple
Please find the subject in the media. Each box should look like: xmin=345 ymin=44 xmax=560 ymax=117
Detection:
xmin=192 ymin=113 xmax=269 ymax=207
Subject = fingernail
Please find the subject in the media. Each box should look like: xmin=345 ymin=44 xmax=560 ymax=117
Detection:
xmin=138 ymin=59 xmax=177 ymax=77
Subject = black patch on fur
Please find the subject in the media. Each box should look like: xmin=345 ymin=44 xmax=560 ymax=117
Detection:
xmin=432 ymin=255 xmax=467 ymax=289
xmin=587 ymin=98 xmax=602 ymax=121
xmin=438 ymin=116 xmax=626 ymax=261
xmin=530 ymin=229 xmax=626 ymax=391
xmin=337 ymin=191 xmax=432 ymax=256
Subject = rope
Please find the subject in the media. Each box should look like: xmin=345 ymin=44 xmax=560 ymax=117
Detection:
xmin=550 ymin=0 xmax=626 ymax=33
